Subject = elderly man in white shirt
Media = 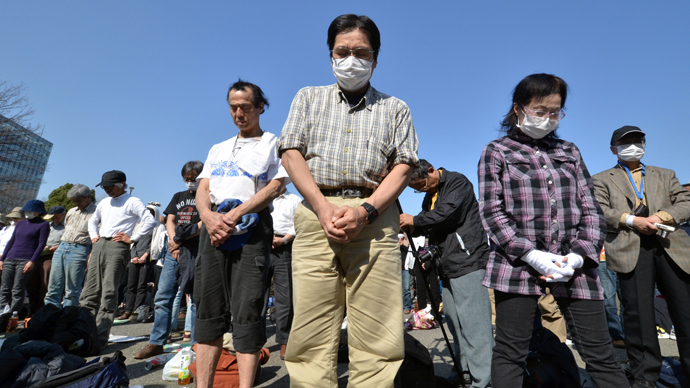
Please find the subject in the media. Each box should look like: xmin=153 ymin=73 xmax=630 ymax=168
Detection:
xmin=268 ymin=186 xmax=302 ymax=360
xmin=79 ymin=170 xmax=155 ymax=349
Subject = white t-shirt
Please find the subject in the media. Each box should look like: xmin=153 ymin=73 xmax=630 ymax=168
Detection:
xmin=199 ymin=131 xmax=288 ymax=205
xmin=88 ymin=193 xmax=156 ymax=241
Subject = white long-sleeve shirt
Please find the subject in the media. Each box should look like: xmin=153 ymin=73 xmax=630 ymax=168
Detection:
xmin=270 ymin=191 xmax=302 ymax=236
xmin=88 ymin=193 xmax=155 ymax=241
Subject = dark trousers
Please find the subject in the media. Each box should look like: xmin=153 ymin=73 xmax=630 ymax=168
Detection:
xmin=268 ymin=241 xmax=293 ymax=345
xmin=124 ymin=259 xmax=154 ymax=313
xmin=413 ymin=262 xmax=441 ymax=309
xmin=26 ymin=256 xmax=51 ymax=315
xmin=619 ymin=235 xmax=690 ymax=382
xmin=194 ymin=209 xmax=271 ymax=352
xmin=0 ymin=259 xmax=30 ymax=314
xmin=492 ymin=291 xmax=628 ymax=388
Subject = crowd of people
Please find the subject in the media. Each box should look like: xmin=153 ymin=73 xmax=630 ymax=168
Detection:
xmin=1 ymin=13 xmax=689 ymax=388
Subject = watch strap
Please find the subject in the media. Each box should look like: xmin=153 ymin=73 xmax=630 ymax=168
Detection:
xmin=361 ymin=202 xmax=379 ymax=223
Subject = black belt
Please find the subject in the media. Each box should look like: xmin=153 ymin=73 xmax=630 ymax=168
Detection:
xmin=320 ymin=187 xmax=372 ymax=198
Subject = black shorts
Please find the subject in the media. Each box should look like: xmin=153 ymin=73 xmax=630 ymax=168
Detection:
xmin=193 ymin=207 xmax=272 ymax=352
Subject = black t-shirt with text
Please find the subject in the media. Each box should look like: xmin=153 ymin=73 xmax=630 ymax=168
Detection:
xmin=164 ymin=190 xmax=200 ymax=225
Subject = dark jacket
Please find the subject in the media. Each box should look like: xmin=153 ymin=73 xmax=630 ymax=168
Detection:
xmin=412 ymin=169 xmax=489 ymax=279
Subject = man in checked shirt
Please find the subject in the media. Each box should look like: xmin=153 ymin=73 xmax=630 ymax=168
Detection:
xmin=278 ymin=14 xmax=418 ymax=388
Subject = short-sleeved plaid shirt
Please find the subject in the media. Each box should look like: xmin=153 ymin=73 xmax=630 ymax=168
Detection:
xmin=477 ymin=130 xmax=605 ymax=300
xmin=278 ymin=84 xmax=418 ymax=188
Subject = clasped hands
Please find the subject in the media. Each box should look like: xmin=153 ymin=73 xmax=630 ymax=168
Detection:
xmin=523 ymin=250 xmax=584 ymax=283
xmin=316 ymin=202 xmax=367 ymax=244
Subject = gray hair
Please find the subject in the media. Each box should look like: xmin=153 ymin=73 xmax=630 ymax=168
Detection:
xmin=67 ymin=184 xmax=92 ymax=199
xmin=114 ymin=182 xmax=128 ymax=190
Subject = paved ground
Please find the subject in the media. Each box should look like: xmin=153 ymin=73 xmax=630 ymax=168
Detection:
xmin=98 ymin=314 xmax=681 ymax=387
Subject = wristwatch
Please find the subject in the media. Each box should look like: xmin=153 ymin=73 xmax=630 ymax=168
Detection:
xmin=361 ymin=202 xmax=379 ymax=224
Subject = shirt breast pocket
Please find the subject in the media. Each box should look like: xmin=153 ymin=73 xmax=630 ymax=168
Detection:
xmin=360 ymin=135 xmax=392 ymax=181
xmin=506 ymin=155 xmax=535 ymax=180
xmin=551 ymin=155 xmax=578 ymax=180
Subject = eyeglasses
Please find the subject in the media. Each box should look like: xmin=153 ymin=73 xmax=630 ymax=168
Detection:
xmin=331 ymin=46 xmax=375 ymax=60
xmin=412 ymin=179 xmax=428 ymax=194
xmin=183 ymin=176 xmax=198 ymax=183
xmin=523 ymin=106 xmax=566 ymax=120
xmin=229 ymin=103 xmax=254 ymax=113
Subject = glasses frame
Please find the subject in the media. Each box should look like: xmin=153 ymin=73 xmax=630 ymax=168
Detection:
xmin=331 ymin=46 xmax=375 ymax=60
xmin=413 ymin=178 xmax=428 ymax=194
xmin=522 ymin=106 xmax=566 ymax=120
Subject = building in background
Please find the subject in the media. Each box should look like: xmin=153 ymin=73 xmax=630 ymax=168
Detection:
xmin=0 ymin=114 xmax=52 ymax=212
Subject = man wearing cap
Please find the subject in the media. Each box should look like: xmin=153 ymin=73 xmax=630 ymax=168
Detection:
xmin=79 ymin=171 xmax=155 ymax=349
xmin=593 ymin=126 xmax=690 ymax=387
xmin=194 ymin=80 xmax=287 ymax=388
xmin=278 ymin=14 xmax=418 ymax=387
xmin=26 ymin=206 xmax=66 ymax=313
xmin=45 ymin=184 xmax=97 ymax=308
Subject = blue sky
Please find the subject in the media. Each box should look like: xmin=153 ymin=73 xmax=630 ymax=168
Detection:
xmin=2 ymin=2 xmax=689 ymax=215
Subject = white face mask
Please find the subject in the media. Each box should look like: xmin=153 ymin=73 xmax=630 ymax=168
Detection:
xmin=616 ymin=143 xmax=645 ymax=162
xmin=24 ymin=211 xmax=37 ymax=220
xmin=517 ymin=110 xmax=559 ymax=139
xmin=185 ymin=181 xmax=199 ymax=191
xmin=332 ymin=56 xmax=373 ymax=92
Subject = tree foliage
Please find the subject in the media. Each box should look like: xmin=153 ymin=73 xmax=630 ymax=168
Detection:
xmin=44 ymin=183 xmax=96 ymax=211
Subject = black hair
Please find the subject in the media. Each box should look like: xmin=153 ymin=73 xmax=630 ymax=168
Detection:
xmin=226 ymin=79 xmax=270 ymax=114
xmin=500 ymin=73 xmax=569 ymax=137
xmin=327 ymin=14 xmax=381 ymax=61
xmin=410 ymin=159 xmax=433 ymax=181
xmin=181 ymin=160 xmax=204 ymax=177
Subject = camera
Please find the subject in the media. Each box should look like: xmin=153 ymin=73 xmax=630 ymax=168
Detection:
xmin=418 ymin=245 xmax=440 ymax=264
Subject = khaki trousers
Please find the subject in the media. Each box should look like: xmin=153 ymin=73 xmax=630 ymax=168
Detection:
xmin=538 ymin=288 xmax=567 ymax=343
xmin=285 ymin=198 xmax=404 ymax=388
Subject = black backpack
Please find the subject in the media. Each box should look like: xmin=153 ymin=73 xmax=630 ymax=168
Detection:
xmin=395 ymin=331 xmax=437 ymax=388
xmin=15 ymin=305 xmax=99 ymax=357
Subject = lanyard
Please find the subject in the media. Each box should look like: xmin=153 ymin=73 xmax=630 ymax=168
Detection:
xmin=618 ymin=161 xmax=645 ymax=200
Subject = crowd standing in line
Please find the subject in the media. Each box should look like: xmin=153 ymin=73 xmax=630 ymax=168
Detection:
xmin=1 ymin=13 xmax=689 ymax=388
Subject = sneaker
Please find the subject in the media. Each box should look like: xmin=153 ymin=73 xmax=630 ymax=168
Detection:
xmin=183 ymin=331 xmax=191 ymax=342
xmin=403 ymin=309 xmax=411 ymax=314
xmin=670 ymin=328 xmax=677 ymax=341
xmin=133 ymin=343 xmax=164 ymax=359
xmin=658 ymin=326 xmax=670 ymax=339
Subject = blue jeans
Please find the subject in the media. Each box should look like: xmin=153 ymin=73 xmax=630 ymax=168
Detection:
xmin=443 ymin=269 xmax=494 ymax=388
xmin=44 ymin=242 xmax=91 ymax=307
xmin=150 ymin=251 xmax=179 ymax=346
xmin=150 ymin=251 xmax=196 ymax=346
xmin=171 ymin=286 xmax=196 ymax=334
xmin=402 ymin=269 xmax=412 ymax=310
xmin=597 ymin=260 xmax=624 ymax=340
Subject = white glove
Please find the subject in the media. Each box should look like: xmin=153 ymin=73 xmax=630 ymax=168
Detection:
xmin=563 ymin=253 xmax=584 ymax=270
xmin=546 ymin=266 xmax=575 ymax=282
xmin=523 ymin=250 xmax=574 ymax=277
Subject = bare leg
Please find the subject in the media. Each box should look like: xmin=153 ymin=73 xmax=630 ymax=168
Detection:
xmin=237 ymin=351 xmax=260 ymax=388
xmin=195 ymin=337 xmax=222 ymax=388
